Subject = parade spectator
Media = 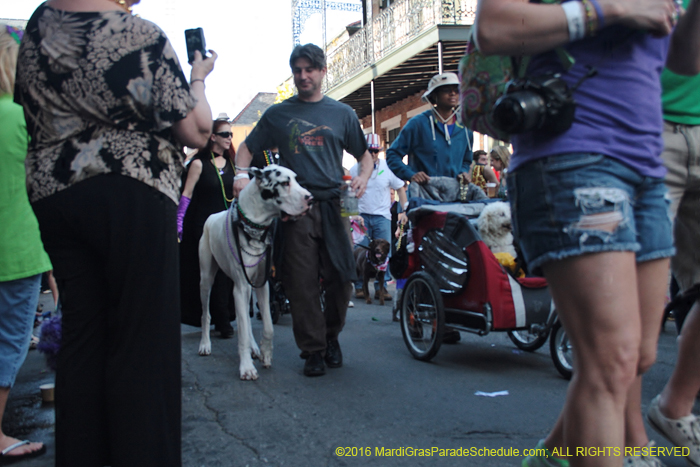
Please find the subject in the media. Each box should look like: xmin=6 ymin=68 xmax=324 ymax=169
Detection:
xmin=471 ymin=149 xmax=498 ymax=191
xmin=386 ymin=72 xmax=473 ymax=187
xmin=646 ymin=0 xmax=700 ymax=462
xmin=350 ymin=133 xmax=407 ymax=301
xmin=0 ymin=24 xmax=50 ymax=465
xmin=179 ymin=113 xmax=236 ymax=338
xmin=233 ymin=44 xmax=373 ymax=377
xmin=489 ymin=146 xmax=510 ymax=198
xmin=475 ymin=0 xmax=700 ymax=465
xmin=14 ymin=1 xmax=216 ymax=465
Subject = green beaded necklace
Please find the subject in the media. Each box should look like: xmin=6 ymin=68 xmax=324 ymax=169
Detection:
xmin=210 ymin=151 xmax=234 ymax=209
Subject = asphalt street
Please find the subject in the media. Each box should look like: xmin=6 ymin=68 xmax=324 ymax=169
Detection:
xmin=5 ymin=283 xmax=697 ymax=467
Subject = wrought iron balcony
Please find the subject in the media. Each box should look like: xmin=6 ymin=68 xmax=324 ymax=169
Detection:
xmin=324 ymin=0 xmax=476 ymax=92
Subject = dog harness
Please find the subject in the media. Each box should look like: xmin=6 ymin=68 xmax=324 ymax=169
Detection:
xmin=225 ymin=200 xmax=273 ymax=288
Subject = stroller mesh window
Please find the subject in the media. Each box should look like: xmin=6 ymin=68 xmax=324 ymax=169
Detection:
xmin=419 ymin=230 xmax=469 ymax=293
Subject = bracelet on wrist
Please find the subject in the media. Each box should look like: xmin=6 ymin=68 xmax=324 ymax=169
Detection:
xmin=235 ymin=166 xmax=250 ymax=172
xmin=581 ymin=0 xmax=597 ymax=36
xmin=562 ymin=1 xmax=586 ymax=42
xmin=190 ymin=79 xmax=205 ymax=85
xmin=587 ymin=0 xmax=604 ymax=28
xmin=234 ymin=173 xmax=250 ymax=181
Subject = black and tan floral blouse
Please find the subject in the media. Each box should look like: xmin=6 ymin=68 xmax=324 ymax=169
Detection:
xmin=15 ymin=3 xmax=197 ymax=204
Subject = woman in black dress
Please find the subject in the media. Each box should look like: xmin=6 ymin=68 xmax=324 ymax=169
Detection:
xmin=178 ymin=115 xmax=236 ymax=336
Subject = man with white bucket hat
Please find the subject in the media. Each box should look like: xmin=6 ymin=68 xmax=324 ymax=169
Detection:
xmin=385 ymin=72 xmax=473 ymax=340
xmin=386 ymin=72 xmax=474 ymax=187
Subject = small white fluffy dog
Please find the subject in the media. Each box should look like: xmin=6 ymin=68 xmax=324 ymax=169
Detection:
xmin=477 ymin=202 xmax=517 ymax=258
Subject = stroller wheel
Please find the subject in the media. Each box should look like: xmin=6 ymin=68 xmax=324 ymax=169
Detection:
xmin=400 ymin=272 xmax=445 ymax=361
xmin=508 ymin=328 xmax=548 ymax=352
xmin=550 ymin=321 xmax=574 ymax=379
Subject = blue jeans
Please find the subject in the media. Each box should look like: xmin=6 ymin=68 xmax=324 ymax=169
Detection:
xmin=355 ymin=213 xmax=392 ymax=292
xmin=508 ymin=153 xmax=675 ymax=274
xmin=0 ymin=274 xmax=41 ymax=387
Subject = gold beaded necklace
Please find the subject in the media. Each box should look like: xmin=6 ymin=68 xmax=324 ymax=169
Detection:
xmin=110 ymin=0 xmax=132 ymax=13
xmin=211 ymin=152 xmax=234 ymax=209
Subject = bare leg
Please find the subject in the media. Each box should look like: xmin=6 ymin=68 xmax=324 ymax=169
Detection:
xmin=545 ymin=414 xmax=566 ymax=457
xmin=625 ymin=259 xmax=669 ymax=449
xmin=0 ymin=387 xmax=44 ymax=456
xmin=658 ymin=301 xmax=700 ymax=418
xmin=543 ymin=252 xmax=641 ymax=467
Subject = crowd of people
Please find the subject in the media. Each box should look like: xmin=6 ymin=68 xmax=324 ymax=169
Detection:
xmin=1 ymin=0 xmax=699 ymax=465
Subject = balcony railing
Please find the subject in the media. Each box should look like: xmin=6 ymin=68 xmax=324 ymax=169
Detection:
xmin=324 ymin=0 xmax=476 ymax=91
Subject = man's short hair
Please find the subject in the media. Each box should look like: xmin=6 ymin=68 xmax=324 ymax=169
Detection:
xmin=289 ymin=44 xmax=326 ymax=70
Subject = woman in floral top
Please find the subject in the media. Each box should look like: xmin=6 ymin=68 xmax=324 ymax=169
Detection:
xmin=14 ymin=1 xmax=216 ymax=465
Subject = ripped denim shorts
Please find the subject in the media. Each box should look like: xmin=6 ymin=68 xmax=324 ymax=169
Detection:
xmin=507 ymin=153 xmax=674 ymax=275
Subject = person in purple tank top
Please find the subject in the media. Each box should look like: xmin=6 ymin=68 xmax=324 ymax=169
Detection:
xmin=474 ymin=0 xmax=700 ymax=466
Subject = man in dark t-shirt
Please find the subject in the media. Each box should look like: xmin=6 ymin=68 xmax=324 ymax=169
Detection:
xmin=234 ymin=44 xmax=373 ymax=377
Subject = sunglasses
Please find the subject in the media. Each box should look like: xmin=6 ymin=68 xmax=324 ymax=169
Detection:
xmin=369 ymin=149 xmax=380 ymax=154
xmin=214 ymin=131 xmax=232 ymax=138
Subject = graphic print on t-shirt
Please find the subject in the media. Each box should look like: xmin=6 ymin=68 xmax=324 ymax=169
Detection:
xmin=287 ymin=118 xmax=333 ymax=155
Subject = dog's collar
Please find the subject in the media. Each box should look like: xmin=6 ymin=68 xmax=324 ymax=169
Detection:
xmin=366 ymin=250 xmax=390 ymax=272
xmin=236 ymin=202 xmax=268 ymax=231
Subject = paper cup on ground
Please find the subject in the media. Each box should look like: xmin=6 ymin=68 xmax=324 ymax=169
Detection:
xmin=486 ymin=182 xmax=497 ymax=198
xmin=40 ymin=383 xmax=55 ymax=403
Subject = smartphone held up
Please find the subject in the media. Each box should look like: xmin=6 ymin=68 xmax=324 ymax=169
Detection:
xmin=185 ymin=28 xmax=208 ymax=63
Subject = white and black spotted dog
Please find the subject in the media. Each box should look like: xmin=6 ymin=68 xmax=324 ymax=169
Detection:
xmin=198 ymin=165 xmax=312 ymax=380
xmin=477 ymin=201 xmax=517 ymax=258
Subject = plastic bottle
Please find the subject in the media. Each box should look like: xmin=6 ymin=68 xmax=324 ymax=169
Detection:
xmin=340 ymin=175 xmax=359 ymax=217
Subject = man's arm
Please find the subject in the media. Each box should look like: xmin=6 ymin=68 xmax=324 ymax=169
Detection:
xmin=385 ymin=125 xmax=417 ymax=182
xmin=397 ymin=185 xmax=409 ymax=225
xmin=460 ymin=130 xmax=474 ymax=174
xmin=233 ymin=142 xmax=254 ymax=197
xmin=352 ymin=150 xmax=373 ymax=198
xmin=457 ymin=129 xmax=474 ymax=183
xmin=667 ymin=0 xmax=700 ymax=75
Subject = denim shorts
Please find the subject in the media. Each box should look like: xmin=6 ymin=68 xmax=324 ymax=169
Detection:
xmin=508 ymin=153 xmax=674 ymax=274
xmin=0 ymin=274 xmax=42 ymax=387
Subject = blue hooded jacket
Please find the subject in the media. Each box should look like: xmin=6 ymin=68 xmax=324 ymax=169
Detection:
xmin=386 ymin=109 xmax=473 ymax=182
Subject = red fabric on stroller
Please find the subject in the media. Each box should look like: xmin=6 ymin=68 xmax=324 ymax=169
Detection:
xmin=409 ymin=210 xmax=551 ymax=331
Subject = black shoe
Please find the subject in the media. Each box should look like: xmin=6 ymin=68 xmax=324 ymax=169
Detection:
xmin=216 ymin=323 xmax=234 ymax=339
xmin=442 ymin=330 xmax=461 ymax=344
xmin=325 ymin=339 xmax=343 ymax=368
xmin=303 ymin=352 xmax=326 ymax=377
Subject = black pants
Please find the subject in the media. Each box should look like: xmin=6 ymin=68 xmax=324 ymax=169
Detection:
xmin=32 ymin=175 xmax=181 ymax=467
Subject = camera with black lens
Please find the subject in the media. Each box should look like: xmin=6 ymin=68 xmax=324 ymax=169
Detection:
xmin=492 ymin=74 xmax=576 ymax=136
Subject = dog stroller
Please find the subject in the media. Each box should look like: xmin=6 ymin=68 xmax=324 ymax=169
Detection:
xmin=394 ymin=203 xmax=573 ymax=378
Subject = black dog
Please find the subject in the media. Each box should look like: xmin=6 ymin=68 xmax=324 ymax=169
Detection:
xmin=354 ymin=238 xmax=391 ymax=306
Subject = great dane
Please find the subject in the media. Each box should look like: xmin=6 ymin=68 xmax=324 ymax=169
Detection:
xmin=198 ymin=165 xmax=312 ymax=380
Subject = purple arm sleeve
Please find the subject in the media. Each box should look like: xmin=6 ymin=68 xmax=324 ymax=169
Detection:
xmin=177 ymin=195 xmax=191 ymax=240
